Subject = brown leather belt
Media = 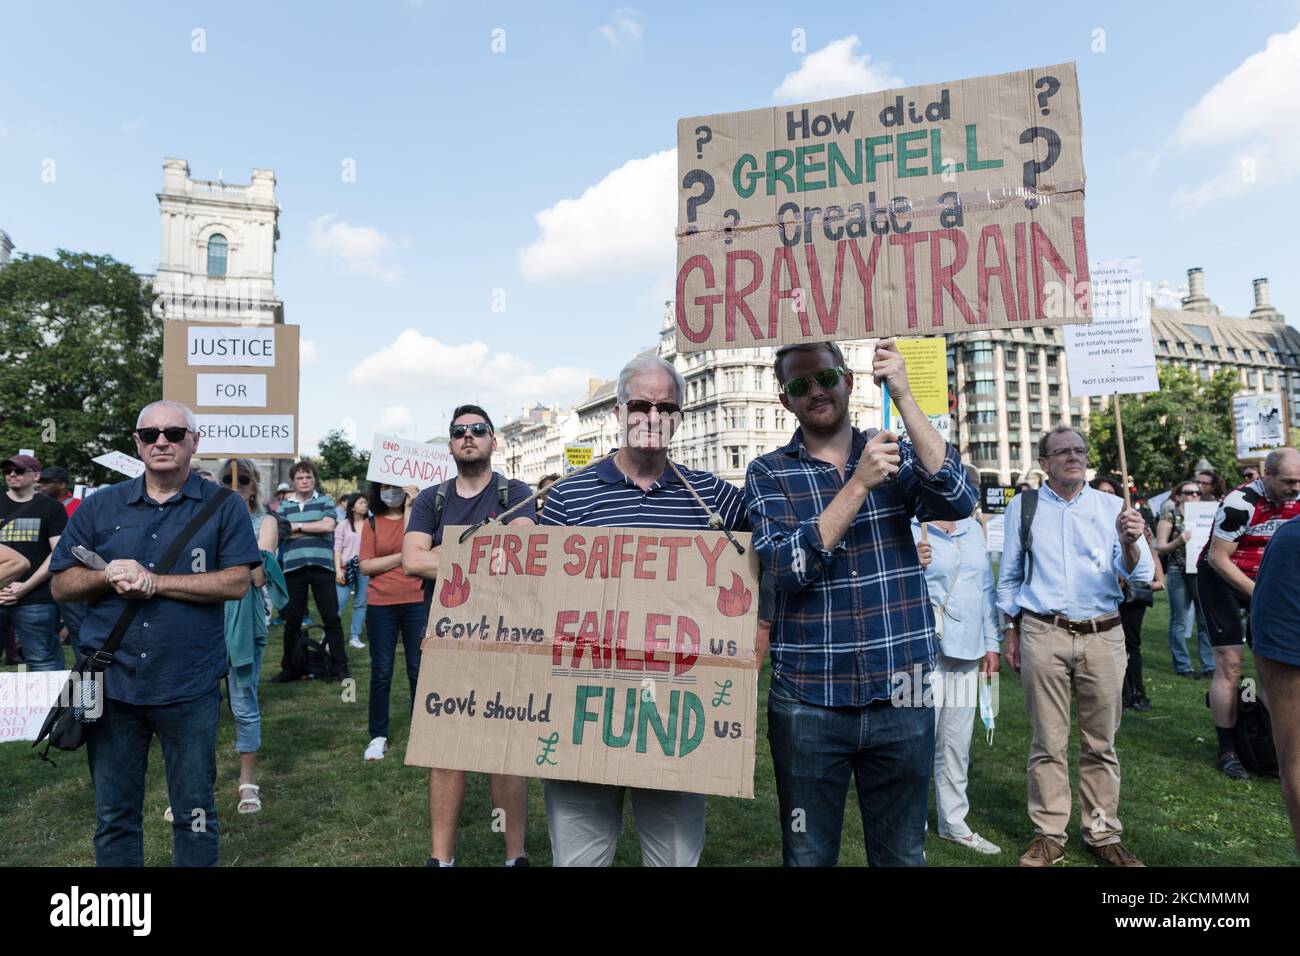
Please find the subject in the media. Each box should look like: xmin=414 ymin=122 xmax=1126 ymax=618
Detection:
xmin=1023 ymin=610 xmax=1122 ymax=635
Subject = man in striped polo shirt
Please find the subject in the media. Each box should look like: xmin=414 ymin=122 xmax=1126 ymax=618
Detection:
xmin=274 ymin=459 xmax=348 ymax=682
xmin=539 ymin=354 xmax=748 ymax=867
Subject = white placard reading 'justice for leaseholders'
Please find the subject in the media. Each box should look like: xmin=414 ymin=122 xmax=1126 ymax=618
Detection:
xmin=196 ymin=415 xmax=296 ymax=455
xmin=196 ymin=373 xmax=268 ymax=407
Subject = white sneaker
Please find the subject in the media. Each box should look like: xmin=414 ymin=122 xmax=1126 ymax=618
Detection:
xmin=942 ymin=831 xmax=1001 ymax=855
xmin=349 ymin=637 xmax=366 ymax=649
xmin=364 ymin=736 xmax=388 ymax=761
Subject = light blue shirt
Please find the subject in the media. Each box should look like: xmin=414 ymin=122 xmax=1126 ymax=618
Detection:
xmin=912 ymin=516 xmax=1000 ymax=661
xmin=996 ymin=483 xmax=1153 ymax=621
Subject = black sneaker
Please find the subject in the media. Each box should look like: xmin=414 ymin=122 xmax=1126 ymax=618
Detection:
xmin=426 ymin=857 xmax=455 ymax=867
xmin=1132 ymin=696 xmax=1152 ymax=712
xmin=1216 ymin=752 xmax=1252 ymax=780
xmin=1176 ymin=671 xmax=1196 ymax=679
xmin=506 ymin=856 xmax=530 ymax=867
xmin=270 ymin=670 xmax=304 ymax=684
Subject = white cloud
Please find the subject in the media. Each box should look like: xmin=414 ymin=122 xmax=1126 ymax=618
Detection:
xmin=1172 ymin=23 xmax=1300 ymax=211
xmin=773 ymin=35 xmax=902 ymax=104
xmin=520 ymin=148 xmax=675 ymax=281
xmin=122 ymin=116 xmax=145 ymax=133
xmin=377 ymin=404 xmax=416 ymax=433
xmin=348 ymin=331 xmax=594 ymax=412
xmin=339 ymin=417 xmax=358 ymax=444
xmin=300 ymin=338 xmax=320 ymax=367
xmin=308 ymin=214 xmax=401 ymax=281
xmin=595 ymin=8 xmax=642 ymax=48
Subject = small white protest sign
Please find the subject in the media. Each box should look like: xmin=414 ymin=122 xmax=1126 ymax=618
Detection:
xmin=91 ymin=451 xmax=146 ymax=478
xmin=367 ymin=433 xmax=456 ymax=490
xmin=1183 ymin=501 xmax=1218 ymax=573
xmin=1064 ymin=257 xmax=1158 ymax=397
xmin=196 ymin=373 xmax=267 ymax=407
xmin=0 ymin=671 xmax=72 ymax=743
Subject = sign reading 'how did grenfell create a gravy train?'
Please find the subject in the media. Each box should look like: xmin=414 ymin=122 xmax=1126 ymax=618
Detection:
xmin=162 ymin=321 xmax=301 ymax=458
xmin=405 ymin=526 xmax=760 ymax=798
xmin=675 ymin=62 xmax=1089 ymax=351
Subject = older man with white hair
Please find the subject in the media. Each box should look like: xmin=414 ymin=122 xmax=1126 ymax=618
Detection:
xmin=50 ymin=400 xmax=261 ymax=866
xmin=538 ymin=353 xmax=748 ymax=867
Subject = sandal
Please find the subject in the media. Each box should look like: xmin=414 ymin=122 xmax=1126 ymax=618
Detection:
xmin=237 ymin=783 xmax=262 ymax=814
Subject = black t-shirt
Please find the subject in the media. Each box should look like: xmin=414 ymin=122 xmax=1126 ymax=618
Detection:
xmin=0 ymin=492 xmax=69 ymax=603
xmin=406 ymin=475 xmax=537 ymax=598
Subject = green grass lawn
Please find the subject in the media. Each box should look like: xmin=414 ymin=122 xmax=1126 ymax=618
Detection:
xmin=1 ymin=592 xmax=1294 ymax=866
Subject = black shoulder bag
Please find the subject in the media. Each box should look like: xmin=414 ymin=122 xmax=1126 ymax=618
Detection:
xmin=32 ymin=488 xmax=234 ymax=762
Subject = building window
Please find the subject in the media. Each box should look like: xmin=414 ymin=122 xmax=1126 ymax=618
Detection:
xmin=1008 ymin=412 xmax=1021 ymax=426
xmin=1030 ymin=412 xmax=1043 ymax=428
xmin=754 ymin=407 xmax=765 ymax=429
xmin=774 ymin=409 xmax=787 ymax=431
xmin=726 ymin=369 xmax=744 ymax=391
xmin=725 ymin=407 xmax=745 ymax=429
xmin=728 ymin=446 xmax=744 ymax=470
xmin=1248 ymin=371 xmax=1258 ymax=387
xmin=1049 ymin=384 xmax=1060 ymax=397
xmin=974 ymin=380 xmax=995 ymax=395
xmin=1046 ymin=353 xmax=1058 ymax=368
xmin=1028 ymin=384 xmax=1041 ymax=399
xmin=207 ymin=233 xmax=228 ymax=277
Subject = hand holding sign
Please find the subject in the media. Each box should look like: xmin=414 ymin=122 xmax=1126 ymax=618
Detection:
xmin=854 ymin=429 xmax=900 ymax=490
xmin=872 ymin=338 xmax=911 ymax=400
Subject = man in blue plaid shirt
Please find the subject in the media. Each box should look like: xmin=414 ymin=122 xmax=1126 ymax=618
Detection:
xmin=745 ymin=338 xmax=977 ymax=866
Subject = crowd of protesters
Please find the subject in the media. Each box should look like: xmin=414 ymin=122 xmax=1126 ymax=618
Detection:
xmin=7 ymin=339 xmax=1299 ymax=869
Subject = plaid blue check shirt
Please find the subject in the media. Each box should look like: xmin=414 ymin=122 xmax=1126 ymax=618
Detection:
xmin=745 ymin=428 xmax=977 ymax=707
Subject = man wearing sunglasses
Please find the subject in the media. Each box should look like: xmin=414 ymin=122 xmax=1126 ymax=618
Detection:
xmin=538 ymin=355 xmax=748 ymax=867
xmin=49 ymin=400 xmax=261 ymax=866
xmin=745 ymin=338 xmax=977 ymax=867
xmin=0 ymin=452 xmax=69 ymax=671
xmin=403 ymin=404 xmax=538 ymax=867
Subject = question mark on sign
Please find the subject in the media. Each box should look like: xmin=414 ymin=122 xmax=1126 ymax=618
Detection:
xmin=695 ymin=125 xmax=712 ymax=159
xmin=682 ymin=170 xmax=715 ymax=236
xmin=1034 ymin=76 xmax=1061 ymax=116
xmin=1018 ymin=126 xmax=1062 ymax=209
xmin=723 ymin=208 xmax=739 ymax=244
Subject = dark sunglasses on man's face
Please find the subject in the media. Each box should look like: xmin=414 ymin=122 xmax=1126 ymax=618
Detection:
xmin=136 ymin=426 xmax=191 ymax=445
xmin=781 ymin=366 xmax=848 ymax=398
xmin=2 ymin=466 xmax=29 ymax=476
xmin=623 ymin=400 xmax=681 ymax=416
xmin=451 ymin=423 xmax=491 ymax=439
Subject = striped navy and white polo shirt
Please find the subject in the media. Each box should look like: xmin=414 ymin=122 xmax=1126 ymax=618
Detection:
xmin=539 ymin=456 xmax=748 ymax=532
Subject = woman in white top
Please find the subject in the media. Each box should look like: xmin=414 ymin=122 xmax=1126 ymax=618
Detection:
xmin=334 ymin=493 xmax=369 ymax=649
xmin=912 ymin=473 xmax=1002 ymax=856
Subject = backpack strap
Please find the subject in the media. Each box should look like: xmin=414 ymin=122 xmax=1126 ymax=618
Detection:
xmin=494 ymin=472 xmax=510 ymax=511
xmin=1019 ymin=489 xmax=1038 ymax=587
xmin=430 ymin=479 xmax=454 ymax=531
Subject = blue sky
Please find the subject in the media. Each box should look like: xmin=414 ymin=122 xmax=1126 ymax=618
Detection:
xmin=3 ymin=1 xmax=1298 ymax=453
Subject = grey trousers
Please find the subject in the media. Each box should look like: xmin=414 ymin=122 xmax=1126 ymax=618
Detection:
xmin=933 ymin=655 xmax=980 ymax=839
xmin=543 ymin=779 xmax=706 ymax=867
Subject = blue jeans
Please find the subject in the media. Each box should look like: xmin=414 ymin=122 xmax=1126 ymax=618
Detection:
xmin=767 ymin=682 xmax=934 ymax=866
xmin=85 ymin=686 xmax=222 ymax=867
xmin=226 ymin=644 xmax=264 ymax=753
xmin=1167 ymin=566 xmax=1215 ymax=675
xmin=367 ymin=601 xmax=425 ymax=739
xmin=337 ymin=575 xmax=369 ymax=640
xmin=0 ymin=602 xmax=63 ymax=671
xmin=57 ymin=601 xmax=87 ymax=657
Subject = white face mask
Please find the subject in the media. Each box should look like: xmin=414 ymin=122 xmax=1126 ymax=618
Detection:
xmin=379 ymin=488 xmax=406 ymax=508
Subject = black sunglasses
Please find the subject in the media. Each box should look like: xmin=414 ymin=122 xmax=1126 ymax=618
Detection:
xmin=451 ymin=423 xmax=492 ymax=439
xmin=781 ymin=366 xmax=848 ymax=398
xmin=623 ymin=400 xmax=682 ymax=416
xmin=224 ymin=474 xmax=252 ymax=486
xmin=136 ymin=426 xmax=191 ymax=445
xmin=2 ymin=466 xmax=29 ymax=476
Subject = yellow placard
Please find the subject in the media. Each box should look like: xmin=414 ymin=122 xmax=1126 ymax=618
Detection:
xmin=564 ymin=445 xmax=594 ymax=470
xmin=890 ymin=337 xmax=949 ymax=418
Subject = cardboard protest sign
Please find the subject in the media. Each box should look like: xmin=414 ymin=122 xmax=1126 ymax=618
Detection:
xmin=1233 ymin=393 xmax=1288 ymax=460
xmin=1063 ymin=257 xmax=1157 ymax=396
xmin=405 ymin=526 xmax=760 ymax=798
xmin=162 ymin=320 xmax=300 ymax=458
xmin=91 ymin=451 xmax=145 ymax=479
xmin=367 ymin=433 xmax=455 ymax=490
xmin=886 ymin=336 xmax=951 ymax=440
xmin=675 ymin=62 xmax=1088 ymax=351
xmin=983 ymin=485 xmax=1016 ymax=514
xmin=1183 ymin=501 xmax=1218 ymax=572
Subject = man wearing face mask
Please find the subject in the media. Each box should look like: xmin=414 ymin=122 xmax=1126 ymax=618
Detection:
xmin=538 ymin=354 xmax=748 ymax=867
xmin=402 ymin=404 xmax=537 ymax=868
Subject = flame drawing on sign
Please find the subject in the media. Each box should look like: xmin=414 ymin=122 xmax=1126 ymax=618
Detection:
xmin=440 ymin=563 xmax=470 ymax=608
xmin=716 ymin=572 xmax=752 ymax=617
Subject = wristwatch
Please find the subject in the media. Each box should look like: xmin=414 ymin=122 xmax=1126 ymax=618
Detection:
xmin=1001 ymin=620 xmax=1018 ymax=633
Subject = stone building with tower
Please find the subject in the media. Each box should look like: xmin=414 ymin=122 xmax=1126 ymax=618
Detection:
xmin=154 ymin=158 xmax=289 ymax=486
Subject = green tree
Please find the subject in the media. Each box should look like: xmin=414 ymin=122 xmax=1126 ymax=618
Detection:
xmin=1087 ymin=365 xmax=1243 ymax=496
xmin=0 ymin=252 xmax=162 ymax=484
xmin=315 ymin=428 xmax=370 ymax=494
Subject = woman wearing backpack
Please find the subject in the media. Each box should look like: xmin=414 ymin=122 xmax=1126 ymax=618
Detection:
xmin=359 ymin=482 xmax=422 ymax=762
